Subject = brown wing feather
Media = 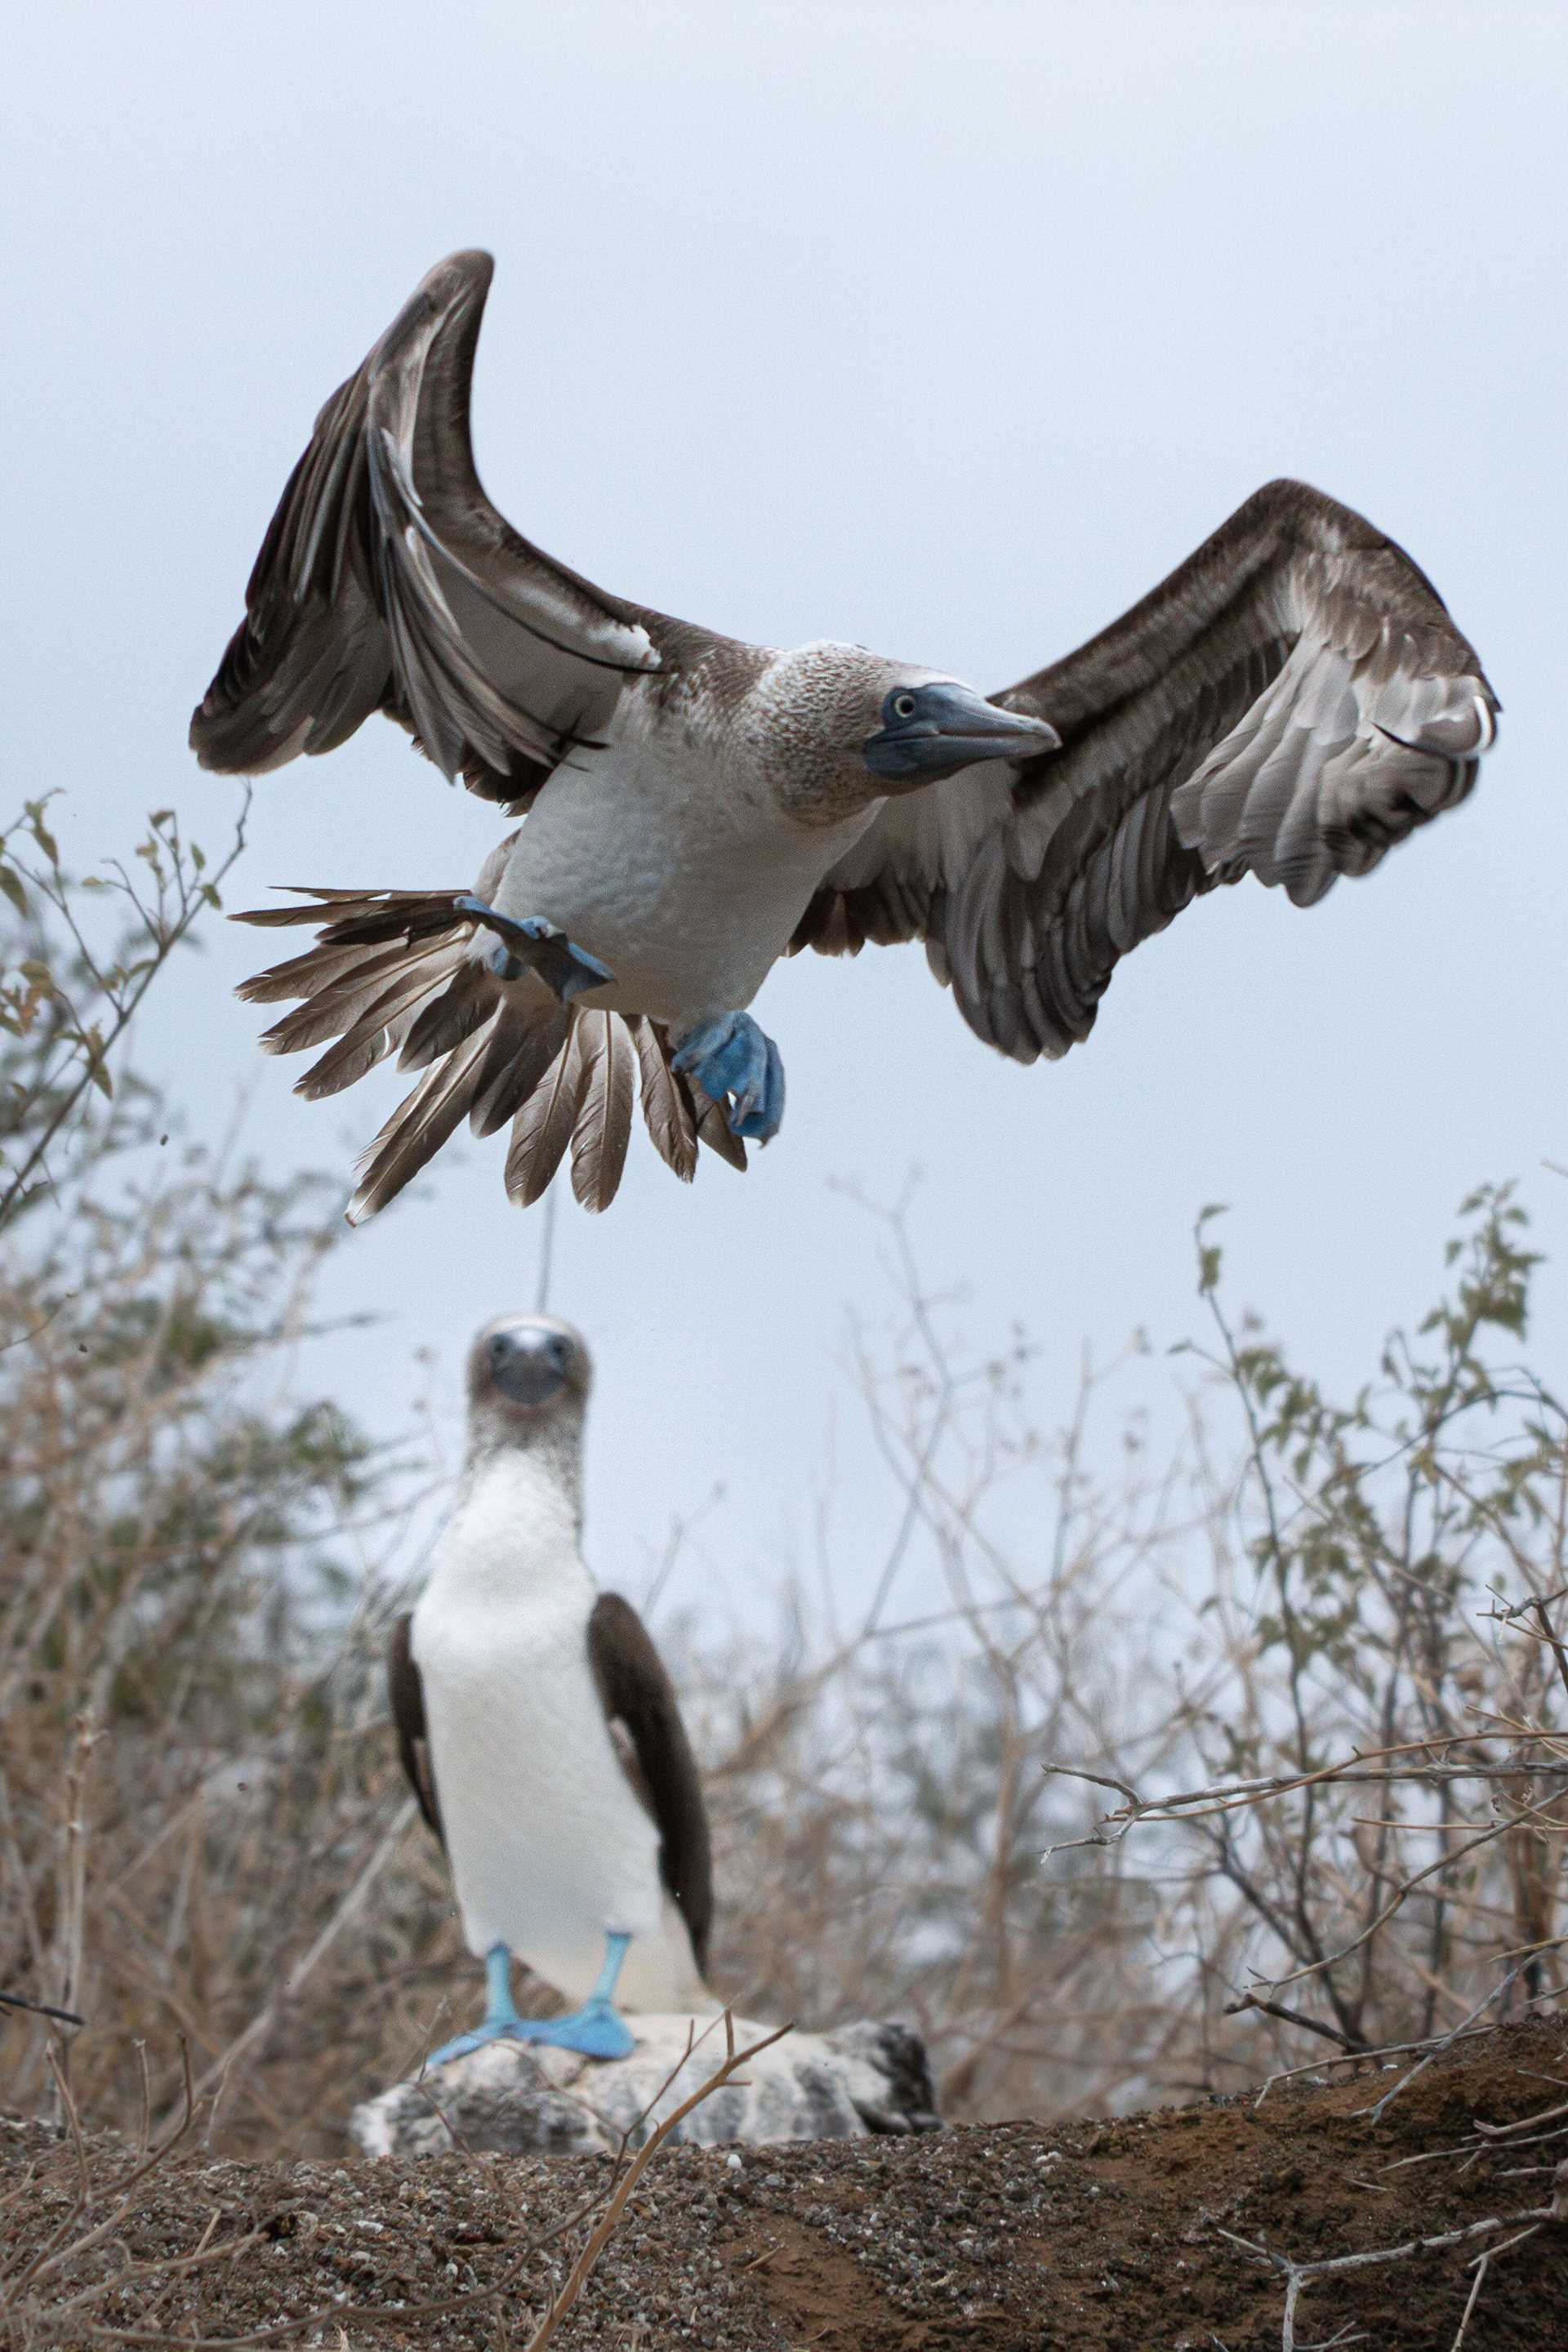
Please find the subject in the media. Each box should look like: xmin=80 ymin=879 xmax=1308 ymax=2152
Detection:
xmin=792 ymin=479 xmax=1497 ymax=1063
xmin=387 ymin=1615 xmax=442 ymax=1843
xmin=586 ymin=1593 xmax=714 ymax=1973
xmin=190 ymin=251 xmax=673 ymax=808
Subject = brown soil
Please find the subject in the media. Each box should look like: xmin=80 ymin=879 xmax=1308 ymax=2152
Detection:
xmin=5 ymin=2017 xmax=1566 ymax=2350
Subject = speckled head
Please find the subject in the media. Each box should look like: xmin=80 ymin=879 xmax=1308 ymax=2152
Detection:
xmin=466 ymin=1314 xmax=593 ymax=1432
xmin=743 ymin=643 xmax=1059 ymax=825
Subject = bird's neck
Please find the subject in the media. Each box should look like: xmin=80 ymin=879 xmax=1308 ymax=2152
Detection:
xmin=425 ymin=1434 xmax=589 ymax=1606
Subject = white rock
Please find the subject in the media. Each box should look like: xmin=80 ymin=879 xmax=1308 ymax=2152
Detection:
xmin=350 ymin=2014 xmax=939 ymax=2158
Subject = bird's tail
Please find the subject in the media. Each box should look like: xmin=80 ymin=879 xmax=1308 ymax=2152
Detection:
xmin=234 ymin=881 xmax=746 ymax=1223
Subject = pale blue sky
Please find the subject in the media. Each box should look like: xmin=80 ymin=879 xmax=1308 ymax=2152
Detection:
xmin=7 ymin=2 xmax=1566 ymax=1622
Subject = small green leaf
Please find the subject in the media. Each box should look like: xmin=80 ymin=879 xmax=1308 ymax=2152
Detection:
xmin=85 ymin=1027 xmax=114 ymax=1098
xmin=0 ymin=864 xmax=27 ymax=916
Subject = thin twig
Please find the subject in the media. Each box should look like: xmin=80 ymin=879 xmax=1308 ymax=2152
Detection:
xmin=1359 ymin=1962 xmax=1533 ymax=2125
xmin=1218 ymin=2198 xmax=1558 ymax=2352
xmin=524 ymin=2014 xmax=794 ymax=2352
xmin=0 ymin=1989 xmax=85 ymax=2026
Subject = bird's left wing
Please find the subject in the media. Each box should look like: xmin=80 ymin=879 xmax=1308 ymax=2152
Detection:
xmin=586 ymin=1593 xmax=714 ymax=1974
xmin=191 ymin=249 xmax=668 ymax=809
xmin=792 ymin=479 xmax=1497 ymax=1060
xmin=387 ymin=1613 xmax=443 ymax=1843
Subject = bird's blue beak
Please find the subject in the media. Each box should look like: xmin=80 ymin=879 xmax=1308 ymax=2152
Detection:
xmin=862 ymin=684 xmax=1060 ymax=782
xmin=488 ymin=1325 xmax=570 ymax=1407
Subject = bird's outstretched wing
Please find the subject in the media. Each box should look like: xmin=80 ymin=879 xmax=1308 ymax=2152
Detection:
xmin=586 ymin=1593 xmax=714 ymax=1975
xmin=387 ymin=1614 xmax=443 ymax=1843
xmin=191 ymin=250 xmax=668 ymax=809
xmin=792 ymin=479 xmax=1498 ymax=1060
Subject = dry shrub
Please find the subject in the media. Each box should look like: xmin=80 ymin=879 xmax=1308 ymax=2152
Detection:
xmin=0 ymin=1081 xmax=455 ymax=2148
xmin=0 ymin=803 xmax=461 ymax=2150
xmin=693 ymin=1185 xmax=1568 ymax=2119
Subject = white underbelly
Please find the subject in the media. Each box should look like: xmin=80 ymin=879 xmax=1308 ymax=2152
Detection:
xmin=494 ymin=749 xmax=875 ymax=1025
xmin=412 ymin=1595 xmax=666 ymax=1991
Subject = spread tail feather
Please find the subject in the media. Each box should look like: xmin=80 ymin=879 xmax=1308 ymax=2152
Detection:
xmin=232 ymin=884 xmax=748 ymax=1219
xmin=568 ymin=1009 xmax=636 ymax=1212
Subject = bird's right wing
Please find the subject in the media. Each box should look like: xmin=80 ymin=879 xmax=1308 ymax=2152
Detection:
xmin=191 ymin=250 xmax=672 ymax=810
xmin=387 ymin=1613 xmax=443 ymax=1844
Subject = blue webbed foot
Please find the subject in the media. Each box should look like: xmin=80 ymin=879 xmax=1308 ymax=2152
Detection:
xmin=456 ymin=896 xmax=615 ymax=1004
xmin=425 ymin=1936 xmax=638 ymax=2070
xmin=670 ymin=1013 xmax=786 ymax=1142
xmin=425 ymin=2016 xmax=526 ymax=2069
xmin=425 ymin=2003 xmax=636 ymax=2069
xmin=512 ymin=1999 xmax=637 ymax=2061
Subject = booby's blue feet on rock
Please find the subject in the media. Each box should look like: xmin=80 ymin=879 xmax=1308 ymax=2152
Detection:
xmin=670 ymin=1013 xmax=786 ymax=1142
xmin=425 ymin=1935 xmax=638 ymax=2072
xmin=456 ymin=897 xmax=614 ymax=1004
xmin=510 ymin=1994 xmax=637 ymax=2061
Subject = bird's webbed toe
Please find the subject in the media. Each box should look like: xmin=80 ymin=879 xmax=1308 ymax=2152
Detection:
xmin=456 ymin=898 xmax=615 ymax=1003
xmin=517 ymin=2000 xmax=638 ymax=2061
xmin=425 ymin=2019 xmax=519 ymax=2069
xmin=670 ymin=1013 xmax=786 ymax=1143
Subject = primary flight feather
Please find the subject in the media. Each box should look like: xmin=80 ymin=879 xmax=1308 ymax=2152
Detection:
xmin=194 ymin=250 xmax=1498 ymax=1219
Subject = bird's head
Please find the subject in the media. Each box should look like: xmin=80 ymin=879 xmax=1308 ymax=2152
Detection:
xmin=747 ymin=644 xmax=1059 ymax=822
xmin=862 ymin=674 xmax=1061 ymax=785
xmin=466 ymin=1314 xmax=592 ymax=1436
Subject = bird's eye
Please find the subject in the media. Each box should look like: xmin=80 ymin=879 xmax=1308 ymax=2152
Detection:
xmin=890 ymin=692 xmax=918 ymax=721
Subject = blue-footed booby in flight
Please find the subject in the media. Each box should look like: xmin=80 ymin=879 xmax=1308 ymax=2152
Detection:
xmin=389 ymin=1315 xmax=713 ymax=2066
xmin=194 ymin=251 xmax=1499 ymax=1219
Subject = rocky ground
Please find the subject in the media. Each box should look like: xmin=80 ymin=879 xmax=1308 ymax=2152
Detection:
xmin=4 ymin=2016 xmax=1566 ymax=2350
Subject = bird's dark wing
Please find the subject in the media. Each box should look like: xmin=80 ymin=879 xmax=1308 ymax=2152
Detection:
xmin=586 ymin=1592 xmax=714 ymax=1974
xmin=387 ymin=1614 xmax=443 ymax=1843
xmin=190 ymin=250 xmax=679 ymax=811
xmin=792 ymin=479 xmax=1498 ymax=1061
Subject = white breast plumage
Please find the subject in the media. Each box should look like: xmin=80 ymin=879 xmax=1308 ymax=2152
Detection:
xmin=410 ymin=1453 xmax=664 ymax=2003
xmin=495 ymin=706 xmax=878 ymax=1027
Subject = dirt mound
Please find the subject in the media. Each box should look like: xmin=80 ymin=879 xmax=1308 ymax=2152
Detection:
xmin=5 ymin=2016 xmax=1566 ymax=2349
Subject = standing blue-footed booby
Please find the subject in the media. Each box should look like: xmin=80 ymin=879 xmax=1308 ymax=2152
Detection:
xmin=195 ymin=250 xmax=1499 ymax=1219
xmin=390 ymin=1315 xmax=713 ymax=2066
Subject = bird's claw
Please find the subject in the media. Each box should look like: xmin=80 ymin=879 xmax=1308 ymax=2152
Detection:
xmin=457 ymin=897 xmax=615 ymax=1004
xmin=670 ymin=1012 xmax=786 ymax=1143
